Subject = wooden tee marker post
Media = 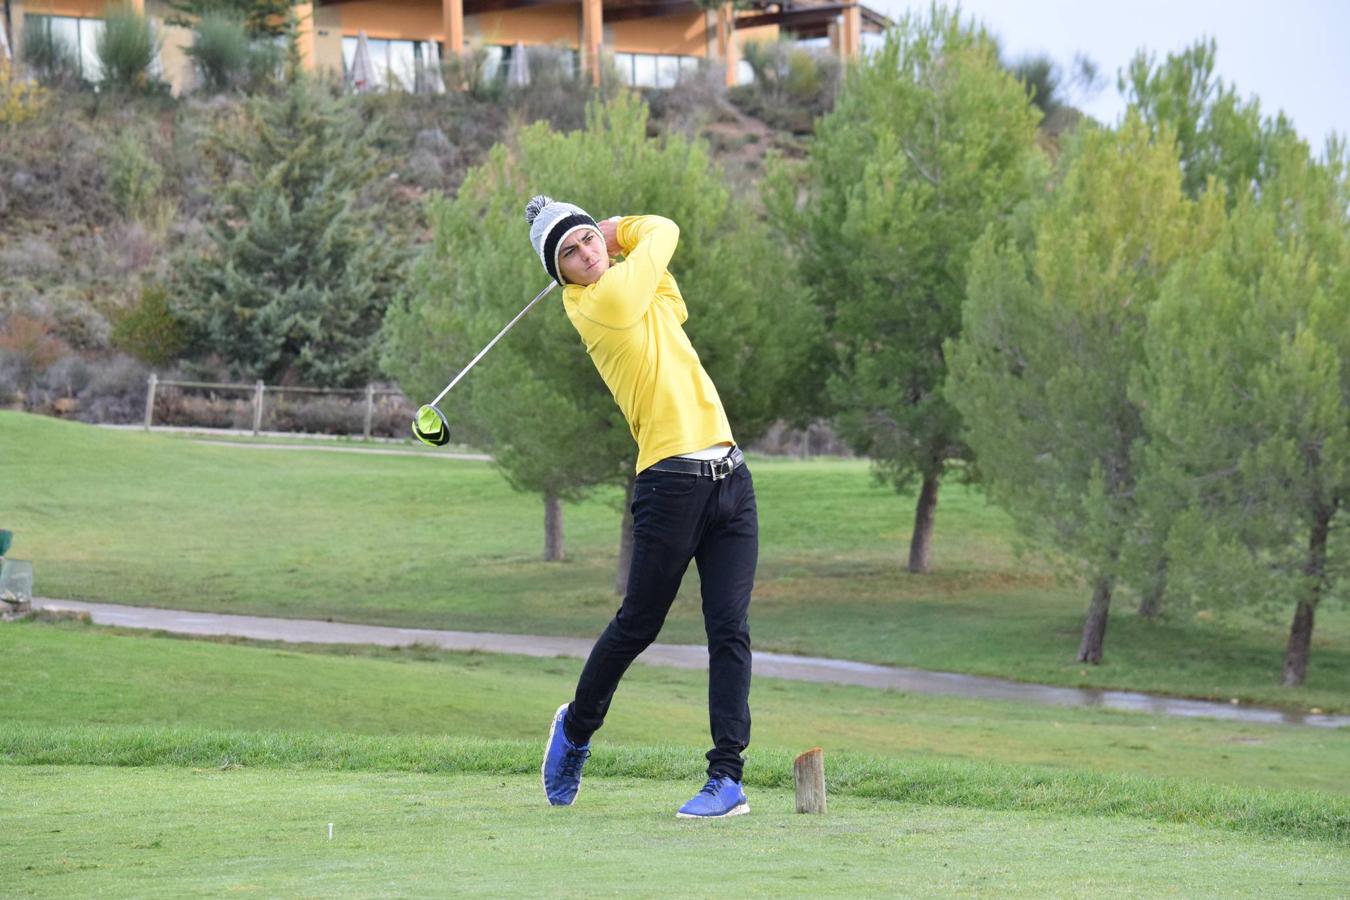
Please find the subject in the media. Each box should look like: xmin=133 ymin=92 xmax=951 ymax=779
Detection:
xmin=794 ymin=747 xmax=826 ymax=814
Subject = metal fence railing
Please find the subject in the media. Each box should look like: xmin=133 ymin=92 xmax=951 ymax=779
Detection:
xmin=142 ymin=374 xmax=407 ymax=439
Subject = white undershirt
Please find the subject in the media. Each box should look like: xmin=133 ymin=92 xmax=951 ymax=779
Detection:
xmin=677 ymin=443 xmax=735 ymax=461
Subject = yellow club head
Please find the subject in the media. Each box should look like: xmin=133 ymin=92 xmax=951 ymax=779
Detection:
xmin=412 ymin=404 xmax=450 ymax=447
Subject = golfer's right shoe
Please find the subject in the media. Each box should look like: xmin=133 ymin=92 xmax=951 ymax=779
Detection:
xmin=676 ymin=775 xmax=749 ymax=818
xmin=542 ymin=703 xmax=590 ymax=806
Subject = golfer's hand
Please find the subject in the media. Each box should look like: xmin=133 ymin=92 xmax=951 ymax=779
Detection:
xmin=600 ymin=216 xmax=622 ymax=258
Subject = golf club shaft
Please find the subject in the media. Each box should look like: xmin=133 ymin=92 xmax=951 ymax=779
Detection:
xmin=429 ymin=281 xmax=558 ymax=407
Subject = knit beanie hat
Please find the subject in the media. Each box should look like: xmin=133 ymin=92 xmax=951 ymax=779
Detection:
xmin=525 ymin=194 xmax=603 ymax=286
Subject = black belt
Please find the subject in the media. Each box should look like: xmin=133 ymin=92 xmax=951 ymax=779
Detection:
xmin=646 ymin=446 xmax=744 ymax=481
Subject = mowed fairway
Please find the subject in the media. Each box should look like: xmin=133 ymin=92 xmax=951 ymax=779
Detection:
xmin=6 ymin=622 xmax=1350 ymax=795
xmin=4 ymin=412 xmax=1347 ymax=710
xmin=6 ymin=768 xmax=1346 ymax=898
xmin=3 ymin=411 xmax=1348 ymax=895
xmin=4 ymin=620 xmax=1348 ymax=894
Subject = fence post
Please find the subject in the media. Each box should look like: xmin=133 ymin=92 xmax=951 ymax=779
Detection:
xmin=143 ymin=373 xmax=158 ymax=430
xmin=363 ymin=384 xmax=375 ymax=441
xmin=252 ymin=380 xmax=265 ymax=435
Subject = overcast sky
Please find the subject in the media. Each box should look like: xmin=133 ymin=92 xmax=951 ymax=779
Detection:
xmin=865 ymin=0 xmax=1348 ymax=153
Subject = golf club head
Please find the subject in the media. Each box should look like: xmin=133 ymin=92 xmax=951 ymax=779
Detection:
xmin=412 ymin=404 xmax=450 ymax=447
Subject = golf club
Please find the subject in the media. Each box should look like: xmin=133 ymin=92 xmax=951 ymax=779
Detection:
xmin=412 ymin=281 xmax=558 ymax=446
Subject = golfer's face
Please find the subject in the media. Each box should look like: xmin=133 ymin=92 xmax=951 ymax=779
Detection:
xmin=558 ymin=229 xmax=609 ymax=286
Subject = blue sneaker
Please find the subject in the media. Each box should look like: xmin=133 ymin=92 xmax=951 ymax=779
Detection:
xmin=541 ymin=703 xmax=590 ymax=806
xmin=676 ymin=775 xmax=749 ymax=818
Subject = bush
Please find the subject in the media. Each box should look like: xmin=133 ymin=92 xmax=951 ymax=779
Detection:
xmin=75 ymin=354 xmax=149 ymax=423
xmin=106 ymin=131 xmax=164 ymax=221
xmin=442 ymin=42 xmax=503 ymax=102
xmin=111 ymin=284 xmax=186 ymax=365
xmin=508 ymin=45 xmax=626 ymax=133
xmin=0 ymin=313 xmax=68 ymax=402
xmin=21 ymin=18 xmax=81 ymax=87
xmin=96 ymin=4 xmax=161 ymax=92
xmin=47 ymin=295 xmax=112 ymax=351
xmin=187 ymin=11 xmax=251 ymax=93
xmin=732 ymin=40 xmax=840 ymax=133
xmin=1 ymin=58 xmax=48 ymax=125
xmin=245 ymin=38 xmax=284 ymax=92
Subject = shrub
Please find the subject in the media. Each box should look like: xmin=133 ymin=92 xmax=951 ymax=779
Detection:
xmin=733 ymin=40 xmax=839 ymax=133
xmin=508 ymin=44 xmax=627 ymax=133
xmin=111 ymin=284 xmax=187 ymax=366
xmin=0 ymin=236 xmax=60 ymax=277
xmin=442 ymin=42 xmax=502 ymax=102
xmin=106 ymin=131 xmax=164 ymax=221
xmin=48 ymin=295 xmax=112 ymax=351
xmin=0 ymin=313 xmax=68 ymax=400
xmin=0 ymin=58 xmax=48 ymax=125
xmin=21 ymin=18 xmax=81 ymax=86
xmin=75 ymin=353 xmax=149 ymax=423
xmin=187 ymin=11 xmax=251 ymax=93
xmin=96 ymin=4 xmax=161 ymax=92
xmin=245 ymin=38 xmax=284 ymax=92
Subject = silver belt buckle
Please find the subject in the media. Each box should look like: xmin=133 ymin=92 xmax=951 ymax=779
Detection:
xmin=709 ymin=456 xmax=733 ymax=481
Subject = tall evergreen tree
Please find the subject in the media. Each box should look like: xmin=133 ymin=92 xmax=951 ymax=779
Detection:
xmin=1120 ymin=37 xmax=1296 ymax=201
xmin=179 ymin=78 xmax=408 ymax=386
xmin=384 ymin=93 xmax=814 ymax=578
xmin=946 ymin=115 xmax=1216 ymax=663
xmin=1119 ymin=38 xmax=1299 ymax=617
xmin=765 ymin=5 xmax=1045 ymax=573
xmin=1140 ymin=137 xmax=1348 ymax=686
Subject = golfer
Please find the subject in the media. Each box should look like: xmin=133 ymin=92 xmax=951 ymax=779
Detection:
xmin=526 ymin=195 xmax=757 ymax=818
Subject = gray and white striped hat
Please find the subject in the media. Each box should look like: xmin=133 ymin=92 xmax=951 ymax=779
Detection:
xmin=524 ymin=194 xmax=603 ymax=286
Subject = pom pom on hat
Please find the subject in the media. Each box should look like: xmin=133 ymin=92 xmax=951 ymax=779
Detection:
xmin=524 ymin=194 xmax=554 ymax=226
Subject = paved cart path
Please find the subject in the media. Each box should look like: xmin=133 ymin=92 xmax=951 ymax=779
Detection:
xmin=35 ymin=598 xmax=1350 ymax=729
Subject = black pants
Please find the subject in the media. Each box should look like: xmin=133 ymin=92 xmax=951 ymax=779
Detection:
xmin=567 ymin=461 xmax=758 ymax=781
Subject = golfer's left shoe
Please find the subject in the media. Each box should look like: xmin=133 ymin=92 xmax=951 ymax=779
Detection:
xmin=541 ymin=703 xmax=590 ymax=806
xmin=676 ymin=775 xmax=749 ymax=818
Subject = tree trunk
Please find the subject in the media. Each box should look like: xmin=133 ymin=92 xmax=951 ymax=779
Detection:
xmin=907 ymin=472 xmax=940 ymax=574
xmin=614 ymin=473 xmax=636 ymax=595
xmin=1282 ymin=600 xmax=1315 ymax=687
xmin=1076 ymin=573 xmax=1114 ymax=664
xmin=1283 ymin=505 xmax=1330 ymax=687
xmin=1137 ymin=555 xmax=1167 ymax=619
xmin=543 ymin=492 xmax=564 ymax=562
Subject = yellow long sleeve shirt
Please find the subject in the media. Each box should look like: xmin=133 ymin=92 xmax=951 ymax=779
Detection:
xmin=561 ymin=215 xmax=734 ymax=473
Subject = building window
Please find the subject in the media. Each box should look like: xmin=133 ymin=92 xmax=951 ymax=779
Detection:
xmin=612 ymin=52 xmax=700 ymax=89
xmin=342 ymin=36 xmax=441 ymax=92
xmin=23 ymin=15 xmax=106 ymax=81
xmin=482 ymin=44 xmax=580 ymax=84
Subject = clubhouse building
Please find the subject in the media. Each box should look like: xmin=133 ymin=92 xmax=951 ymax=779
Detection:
xmin=4 ymin=0 xmax=890 ymax=93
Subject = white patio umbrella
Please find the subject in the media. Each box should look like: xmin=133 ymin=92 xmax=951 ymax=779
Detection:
xmin=0 ymin=20 xmax=12 ymax=64
xmin=506 ymin=41 xmax=530 ymax=87
xmin=349 ymin=30 xmax=375 ymax=94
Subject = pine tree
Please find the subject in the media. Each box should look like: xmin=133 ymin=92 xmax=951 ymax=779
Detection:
xmin=764 ymin=6 xmax=1045 ymax=573
xmin=179 ymin=78 xmax=408 ymax=386
xmin=945 ymin=115 xmax=1215 ymax=664
xmin=1141 ymin=136 xmax=1348 ymax=686
xmin=1120 ymin=37 xmax=1296 ymax=201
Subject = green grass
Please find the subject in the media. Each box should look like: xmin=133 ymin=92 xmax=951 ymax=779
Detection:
xmin=3 ymin=724 xmax=1346 ymax=844
xmin=4 ymin=411 xmax=1347 ymax=710
xmin=5 ymin=622 xmax=1349 ymax=798
xmin=6 ymin=767 xmax=1345 ymax=898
